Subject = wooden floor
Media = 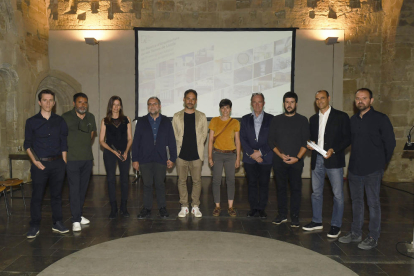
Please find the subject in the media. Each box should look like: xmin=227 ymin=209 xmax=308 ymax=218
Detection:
xmin=0 ymin=175 xmax=413 ymax=275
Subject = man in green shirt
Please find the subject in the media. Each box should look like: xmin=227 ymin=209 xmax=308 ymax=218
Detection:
xmin=62 ymin=93 xmax=97 ymax=232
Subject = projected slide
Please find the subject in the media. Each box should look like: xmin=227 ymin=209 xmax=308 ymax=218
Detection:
xmin=136 ymin=28 xmax=295 ymax=118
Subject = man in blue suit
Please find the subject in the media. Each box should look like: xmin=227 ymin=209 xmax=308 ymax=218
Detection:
xmin=240 ymin=93 xmax=274 ymax=218
xmin=132 ymin=96 xmax=177 ymax=219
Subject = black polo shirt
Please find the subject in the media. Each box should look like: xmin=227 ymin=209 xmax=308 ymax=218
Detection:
xmin=349 ymin=107 xmax=396 ymax=176
xmin=24 ymin=112 xmax=68 ymax=158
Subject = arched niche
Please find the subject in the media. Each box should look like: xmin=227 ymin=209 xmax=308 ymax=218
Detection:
xmin=0 ymin=64 xmax=19 ymax=178
xmin=35 ymin=71 xmax=82 ymax=115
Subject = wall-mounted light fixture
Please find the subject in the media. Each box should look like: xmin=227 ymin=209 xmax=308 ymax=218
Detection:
xmin=84 ymin=37 xmax=99 ymax=45
xmin=325 ymin=37 xmax=338 ymax=45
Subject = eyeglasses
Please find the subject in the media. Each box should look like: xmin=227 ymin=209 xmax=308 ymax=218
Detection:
xmin=147 ymin=103 xmax=159 ymax=107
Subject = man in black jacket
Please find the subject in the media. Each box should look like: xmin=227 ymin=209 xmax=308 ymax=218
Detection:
xmin=339 ymin=88 xmax=395 ymax=250
xmin=132 ymin=97 xmax=177 ymax=219
xmin=303 ymin=90 xmax=350 ymax=238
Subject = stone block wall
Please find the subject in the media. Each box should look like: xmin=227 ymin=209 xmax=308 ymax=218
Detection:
xmin=1 ymin=0 xmax=413 ymax=181
xmin=0 ymin=0 xmax=50 ymax=180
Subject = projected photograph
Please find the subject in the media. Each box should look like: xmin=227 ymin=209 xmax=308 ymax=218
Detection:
xmin=234 ymin=65 xmax=253 ymax=84
xmin=174 ymin=85 xmax=190 ymax=102
xmin=253 ymin=75 xmax=273 ymax=93
xmin=195 ymin=46 xmax=214 ymax=66
xmin=274 ymin=37 xmax=292 ymax=56
xmin=234 ymin=49 xmax=253 ymax=70
xmin=273 ymin=56 xmax=291 ymax=71
xmin=139 ymin=68 xmax=155 ymax=84
xmin=273 ymin=71 xmax=291 ymax=87
xmin=136 ymin=29 xmax=295 ymax=117
xmin=156 ymin=59 xmax=174 ymax=78
xmin=195 ymin=61 xmax=214 ymax=81
xmin=215 ymin=57 xmax=233 ymax=75
xmin=140 ymin=81 xmax=155 ymax=98
xmin=156 ymin=75 xmax=174 ymax=92
xmin=254 ymin=58 xmax=273 ymax=78
xmin=214 ymin=72 xmax=233 ymax=90
xmin=175 ymin=53 xmax=194 ymax=72
xmin=175 ymin=68 xmax=194 ymax=88
xmin=234 ymin=80 xmax=253 ymax=98
xmin=159 ymin=90 xmax=174 ymax=106
xmin=195 ymin=78 xmax=214 ymax=95
xmin=254 ymin=43 xmax=273 ymax=62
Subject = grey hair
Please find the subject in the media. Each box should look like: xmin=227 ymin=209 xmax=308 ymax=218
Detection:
xmin=147 ymin=96 xmax=161 ymax=105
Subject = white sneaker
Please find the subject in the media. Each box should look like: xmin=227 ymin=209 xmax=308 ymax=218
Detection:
xmin=72 ymin=222 xmax=81 ymax=232
xmin=80 ymin=216 xmax=90 ymax=225
xmin=178 ymin=207 xmax=189 ymax=217
xmin=191 ymin=206 xmax=202 ymax=218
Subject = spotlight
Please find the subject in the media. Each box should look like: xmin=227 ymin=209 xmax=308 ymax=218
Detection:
xmin=84 ymin=37 xmax=99 ymax=45
xmin=325 ymin=37 xmax=338 ymax=45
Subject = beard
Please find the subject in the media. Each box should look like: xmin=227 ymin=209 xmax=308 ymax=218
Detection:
xmin=149 ymin=110 xmax=159 ymax=116
xmin=76 ymin=107 xmax=87 ymax=114
xmin=185 ymin=103 xmax=194 ymax=109
xmin=357 ymin=103 xmax=370 ymax=111
xmin=284 ymin=107 xmax=296 ymax=115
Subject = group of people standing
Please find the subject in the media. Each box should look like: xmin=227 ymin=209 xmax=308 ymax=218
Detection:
xmin=24 ymin=87 xmax=395 ymax=251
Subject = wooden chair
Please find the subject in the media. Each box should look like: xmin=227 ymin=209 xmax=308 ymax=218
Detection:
xmin=0 ymin=179 xmax=26 ymax=208
xmin=0 ymin=186 xmax=10 ymax=216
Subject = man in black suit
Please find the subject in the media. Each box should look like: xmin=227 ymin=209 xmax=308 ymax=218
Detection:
xmin=303 ymin=90 xmax=351 ymax=238
xmin=240 ymin=93 xmax=274 ymax=218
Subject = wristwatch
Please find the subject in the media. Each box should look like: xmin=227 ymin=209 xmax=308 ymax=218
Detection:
xmin=296 ymin=156 xmax=302 ymax=162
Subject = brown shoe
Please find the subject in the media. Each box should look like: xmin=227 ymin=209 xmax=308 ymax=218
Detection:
xmin=212 ymin=207 xmax=221 ymax=217
xmin=228 ymin=207 xmax=237 ymax=217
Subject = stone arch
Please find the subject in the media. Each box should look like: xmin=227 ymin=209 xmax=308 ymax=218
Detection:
xmin=35 ymin=70 xmax=82 ymax=115
xmin=0 ymin=64 xmax=19 ymax=178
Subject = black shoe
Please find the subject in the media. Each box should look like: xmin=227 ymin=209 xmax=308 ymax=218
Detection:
xmin=109 ymin=201 xmax=118 ymax=219
xmin=302 ymin=221 xmax=323 ymax=231
xmin=137 ymin=208 xmax=151 ymax=219
xmin=120 ymin=201 xmax=130 ymax=218
xmin=27 ymin=226 xmax=39 ymax=239
xmin=246 ymin=209 xmax=257 ymax=217
xmin=52 ymin=221 xmax=69 ymax=234
xmin=159 ymin=207 xmax=169 ymax=218
xmin=290 ymin=215 xmax=300 ymax=228
xmin=327 ymin=226 xmax=341 ymax=238
xmin=258 ymin=210 xmax=267 ymax=219
xmin=272 ymin=214 xmax=287 ymax=225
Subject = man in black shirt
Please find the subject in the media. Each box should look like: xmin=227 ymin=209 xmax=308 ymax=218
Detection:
xmin=172 ymin=89 xmax=207 ymax=218
xmin=24 ymin=90 xmax=69 ymax=238
xmin=268 ymin=92 xmax=309 ymax=227
xmin=339 ymin=88 xmax=396 ymax=250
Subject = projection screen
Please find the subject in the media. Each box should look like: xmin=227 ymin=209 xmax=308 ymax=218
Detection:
xmin=135 ymin=28 xmax=296 ymax=119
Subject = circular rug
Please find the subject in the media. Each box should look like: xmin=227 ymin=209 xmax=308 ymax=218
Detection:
xmin=39 ymin=231 xmax=356 ymax=276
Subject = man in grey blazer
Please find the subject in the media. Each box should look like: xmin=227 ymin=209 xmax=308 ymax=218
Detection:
xmin=172 ymin=89 xmax=208 ymax=218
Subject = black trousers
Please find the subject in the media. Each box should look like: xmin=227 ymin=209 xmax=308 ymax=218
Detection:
xmin=140 ymin=162 xmax=166 ymax=210
xmin=66 ymin=160 xmax=93 ymax=223
xmin=103 ymin=149 xmax=131 ymax=203
xmin=30 ymin=159 xmax=66 ymax=226
xmin=244 ymin=162 xmax=272 ymax=210
xmin=272 ymin=156 xmax=304 ymax=218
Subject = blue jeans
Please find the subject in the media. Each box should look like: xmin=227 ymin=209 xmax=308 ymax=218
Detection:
xmin=348 ymin=169 xmax=383 ymax=240
xmin=311 ymin=154 xmax=344 ymax=227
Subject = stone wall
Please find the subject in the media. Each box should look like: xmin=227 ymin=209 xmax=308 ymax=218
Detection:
xmin=0 ymin=0 xmax=50 ymax=180
xmin=1 ymin=0 xmax=413 ymax=181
